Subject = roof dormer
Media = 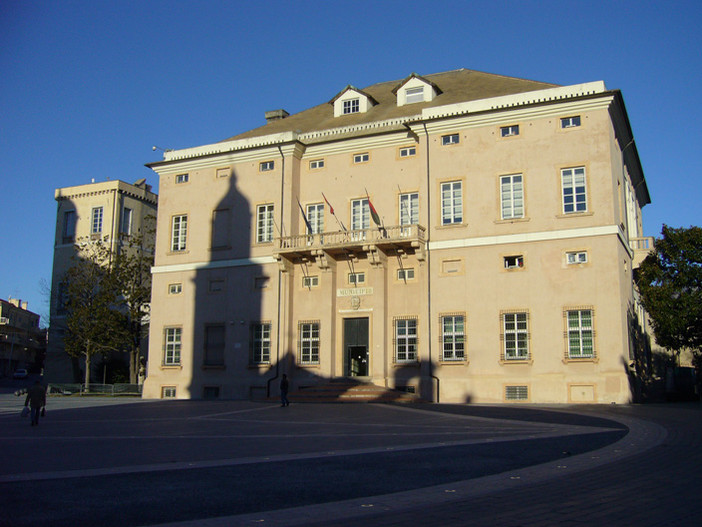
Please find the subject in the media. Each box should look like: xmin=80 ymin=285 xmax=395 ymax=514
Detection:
xmin=329 ymin=86 xmax=378 ymax=117
xmin=393 ymin=73 xmax=442 ymax=107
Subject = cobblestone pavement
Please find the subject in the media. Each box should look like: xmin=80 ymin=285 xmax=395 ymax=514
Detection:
xmin=0 ymin=395 xmax=698 ymax=527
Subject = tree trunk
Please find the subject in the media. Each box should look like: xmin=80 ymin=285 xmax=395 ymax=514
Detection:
xmin=84 ymin=351 xmax=91 ymax=390
xmin=129 ymin=348 xmax=138 ymax=384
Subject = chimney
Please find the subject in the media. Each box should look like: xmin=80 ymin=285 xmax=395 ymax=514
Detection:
xmin=264 ymin=109 xmax=289 ymax=123
xmin=22 ymin=301 xmax=28 ymax=310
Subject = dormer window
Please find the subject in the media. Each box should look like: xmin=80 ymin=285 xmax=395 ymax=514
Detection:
xmin=343 ymin=99 xmax=360 ymax=115
xmin=405 ymin=87 xmax=424 ymax=104
xmin=394 ymin=73 xmax=442 ymax=107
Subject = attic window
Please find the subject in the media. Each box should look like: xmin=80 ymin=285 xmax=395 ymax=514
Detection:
xmin=405 ymin=87 xmax=424 ymax=104
xmin=343 ymin=99 xmax=360 ymax=115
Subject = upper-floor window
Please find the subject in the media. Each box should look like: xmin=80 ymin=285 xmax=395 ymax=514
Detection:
xmin=442 ymin=133 xmax=459 ymax=146
xmin=395 ymin=318 xmax=418 ymax=363
xmin=404 ymin=87 xmax=424 ymax=104
xmin=91 ymin=207 xmax=103 ymax=234
xmin=302 ymin=275 xmax=319 ymax=288
xmin=120 ymin=207 xmax=133 ymax=235
xmin=343 ymin=98 xmax=360 ymax=114
xmin=501 ymin=125 xmax=519 ymax=137
xmin=353 ymin=152 xmax=369 ymax=164
xmin=397 ymin=268 xmax=415 ymax=281
xmin=168 ymin=283 xmax=182 ymax=295
xmin=561 ymin=167 xmax=587 ymax=214
xmin=250 ymin=323 xmax=271 ymax=364
xmin=399 ymin=192 xmax=419 ymax=227
xmin=299 ymin=321 xmax=320 ymax=365
xmin=350 ymin=198 xmax=370 ymax=231
xmin=256 ymin=204 xmax=274 ymax=243
xmin=309 ymin=159 xmax=324 ymax=169
xmin=259 ymin=161 xmax=275 ymax=172
xmin=504 ymin=255 xmax=524 ymax=269
xmin=567 ymin=251 xmax=588 ymax=265
xmin=175 ymin=173 xmax=189 ymax=184
xmin=306 ymin=203 xmax=324 ymax=235
xmin=561 ymin=116 xmax=581 ymax=128
xmin=216 ymin=167 xmax=230 ymax=178
xmin=399 ymin=146 xmax=416 ymax=158
xmin=441 ymin=181 xmax=462 ymax=225
xmin=171 ymin=215 xmax=187 ymax=252
xmin=62 ymin=210 xmax=76 ymax=243
xmin=349 ymin=272 xmax=365 ymax=285
xmin=500 ymin=174 xmax=524 ymax=219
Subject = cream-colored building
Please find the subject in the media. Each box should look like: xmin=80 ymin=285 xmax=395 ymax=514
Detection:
xmin=1 ymin=297 xmax=45 ymax=377
xmin=45 ymin=179 xmax=158 ymax=383
xmin=143 ymin=69 xmax=652 ymax=403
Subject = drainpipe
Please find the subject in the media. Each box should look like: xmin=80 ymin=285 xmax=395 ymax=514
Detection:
xmin=422 ymin=123 xmax=439 ymax=403
xmin=267 ymin=144 xmax=287 ymax=398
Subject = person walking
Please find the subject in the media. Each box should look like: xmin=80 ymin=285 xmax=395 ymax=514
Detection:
xmin=280 ymin=374 xmax=290 ymax=407
xmin=24 ymin=380 xmax=46 ymax=427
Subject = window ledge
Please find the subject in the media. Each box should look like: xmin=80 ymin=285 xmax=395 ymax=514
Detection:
xmin=438 ymin=359 xmax=468 ymax=366
xmin=296 ymin=363 xmax=321 ymax=369
xmin=209 ymin=246 xmax=232 ymax=252
xmin=563 ymin=357 xmax=598 ymax=364
xmin=202 ymin=365 xmax=226 ymax=370
xmin=167 ymin=250 xmax=190 ymax=256
xmin=437 ymin=223 xmax=468 ymax=230
xmin=161 ymin=364 xmax=183 ymax=370
xmin=494 ymin=217 xmax=530 ymax=225
xmin=556 ymin=212 xmax=594 ymax=219
xmin=499 ymin=359 xmax=533 ymax=365
xmin=393 ymin=361 xmax=420 ymax=368
xmin=248 ymin=363 xmax=271 ymax=369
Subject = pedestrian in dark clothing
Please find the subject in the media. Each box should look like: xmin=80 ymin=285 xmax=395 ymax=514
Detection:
xmin=24 ymin=380 xmax=46 ymax=426
xmin=280 ymin=374 xmax=290 ymax=407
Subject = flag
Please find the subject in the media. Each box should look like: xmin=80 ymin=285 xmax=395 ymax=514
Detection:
xmin=322 ymin=192 xmax=334 ymax=216
xmin=366 ymin=191 xmax=381 ymax=227
xmin=297 ymin=198 xmax=314 ymax=235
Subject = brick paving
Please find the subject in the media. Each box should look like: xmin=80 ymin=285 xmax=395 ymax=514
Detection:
xmin=0 ymin=396 xmax=699 ymax=527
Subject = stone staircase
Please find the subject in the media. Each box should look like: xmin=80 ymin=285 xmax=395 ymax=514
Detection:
xmin=285 ymin=379 xmax=423 ymax=403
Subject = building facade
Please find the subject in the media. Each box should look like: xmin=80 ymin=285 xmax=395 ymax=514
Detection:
xmin=143 ymin=69 xmax=652 ymax=403
xmin=1 ymin=297 xmax=45 ymax=377
xmin=45 ymin=179 xmax=158 ymax=383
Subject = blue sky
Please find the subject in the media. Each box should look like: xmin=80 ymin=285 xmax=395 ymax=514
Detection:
xmin=1 ymin=0 xmax=700 ymax=325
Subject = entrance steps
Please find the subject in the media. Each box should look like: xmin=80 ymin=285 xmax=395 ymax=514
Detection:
xmin=286 ymin=379 xmax=423 ymax=403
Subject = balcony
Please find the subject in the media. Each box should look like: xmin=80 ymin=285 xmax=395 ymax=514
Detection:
xmin=274 ymin=224 xmax=426 ymax=267
xmin=629 ymin=236 xmax=655 ymax=268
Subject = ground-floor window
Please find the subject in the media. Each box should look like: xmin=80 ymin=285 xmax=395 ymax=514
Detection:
xmin=204 ymin=324 xmax=225 ymax=366
xmin=250 ymin=322 xmax=271 ymax=364
xmin=502 ymin=311 xmax=529 ymax=360
xmin=164 ymin=327 xmax=182 ymax=365
xmin=441 ymin=314 xmax=465 ymax=361
xmin=298 ymin=321 xmax=320 ymax=364
xmin=395 ymin=317 xmax=418 ymax=363
xmin=565 ymin=308 xmax=594 ymax=358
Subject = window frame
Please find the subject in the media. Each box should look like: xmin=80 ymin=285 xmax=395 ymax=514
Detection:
xmin=298 ymin=321 xmax=320 ymax=365
xmin=561 ymin=115 xmax=582 ymax=129
xmin=302 ymin=275 xmax=319 ymax=288
xmin=350 ymin=198 xmax=370 ymax=232
xmin=171 ymin=214 xmax=188 ymax=252
xmin=343 ymin=98 xmax=360 ymax=114
xmin=500 ymin=124 xmax=520 ymax=137
xmin=91 ymin=206 xmax=103 ymax=235
xmin=250 ymin=322 xmax=271 ymax=365
xmin=405 ymin=86 xmax=424 ymax=104
xmin=306 ymin=203 xmax=324 ymax=234
xmin=204 ymin=324 xmax=225 ymax=367
xmin=440 ymin=181 xmax=463 ymax=225
xmin=500 ymin=174 xmax=524 ymax=220
xmin=566 ymin=251 xmax=588 ymax=265
xmin=168 ymin=283 xmax=182 ymax=295
xmin=441 ymin=133 xmax=460 ymax=146
xmin=348 ymin=272 xmax=365 ymax=285
xmin=399 ymin=192 xmax=419 ymax=227
xmin=120 ymin=207 xmax=133 ymax=235
xmin=256 ymin=204 xmax=274 ymax=243
xmin=561 ymin=167 xmax=588 ymax=214
xmin=175 ymin=173 xmax=189 ymax=184
xmin=440 ymin=314 xmax=465 ymax=362
xmin=163 ymin=327 xmax=182 ymax=366
xmin=395 ymin=317 xmax=418 ymax=363
xmin=397 ymin=268 xmax=415 ymax=281
xmin=399 ymin=146 xmax=417 ymax=158
xmin=259 ymin=160 xmax=275 ymax=172
xmin=503 ymin=255 xmax=524 ymax=269
xmin=502 ymin=311 xmax=529 ymax=361
xmin=62 ymin=210 xmax=76 ymax=243
xmin=353 ymin=152 xmax=370 ymax=164
xmin=565 ymin=308 xmax=595 ymax=359
xmin=309 ymin=159 xmax=325 ymax=170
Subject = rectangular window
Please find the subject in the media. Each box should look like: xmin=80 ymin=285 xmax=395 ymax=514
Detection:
xmin=562 ymin=167 xmax=587 ymax=214
xmin=353 ymin=153 xmax=369 ymax=164
xmin=441 ymin=181 xmax=462 ymax=225
xmin=348 ymin=272 xmax=365 ymax=285
xmin=567 ymin=251 xmax=588 ymax=264
xmin=405 ymin=87 xmax=424 ymax=104
xmin=504 ymin=255 xmax=524 ymax=269
xmin=343 ymin=98 xmax=360 ymax=114
xmin=561 ymin=116 xmax=581 ymax=128
xmin=175 ymin=174 xmax=189 ymax=184
xmin=161 ymin=386 xmax=176 ymax=398
xmin=164 ymin=327 xmax=181 ymax=365
xmin=500 ymin=174 xmax=524 ymax=219
xmin=442 ymin=133 xmax=459 ymax=145
xmin=256 ymin=204 xmax=274 ymax=243
xmin=62 ymin=210 xmax=76 ymax=243
xmin=302 ymin=275 xmax=319 ymax=288
xmin=399 ymin=192 xmax=419 ymax=227
xmin=120 ymin=207 xmax=133 ymax=235
xmin=351 ymin=198 xmax=370 ymax=232
xmin=566 ymin=309 xmax=594 ymax=358
xmin=216 ymin=167 xmax=230 ymax=178
xmin=441 ymin=315 xmax=465 ymax=361
xmin=211 ymin=209 xmax=230 ymax=249
xmin=395 ymin=318 xmax=418 ymax=363
xmin=309 ymin=159 xmax=324 ymax=169
xmin=254 ymin=276 xmax=270 ymax=289
xmin=171 ymin=215 xmax=188 ymax=252
xmin=397 ymin=268 xmax=415 ymax=281
xmin=204 ymin=325 xmax=225 ymax=366
xmin=503 ymin=312 xmax=529 ymax=360
xmin=501 ymin=125 xmax=520 ymax=137
xmin=91 ymin=207 xmax=103 ymax=234
xmin=259 ymin=160 xmax=275 ymax=172
xmin=209 ymin=279 xmax=224 ymax=292
xmin=250 ymin=323 xmax=271 ymax=364
xmin=306 ymin=203 xmax=324 ymax=234
xmin=299 ymin=322 xmax=320 ymax=364
xmin=505 ymin=385 xmax=528 ymax=401
xmin=203 ymin=386 xmax=220 ymax=399
xmin=399 ymin=146 xmax=416 ymax=157
xmin=168 ymin=283 xmax=182 ymax=295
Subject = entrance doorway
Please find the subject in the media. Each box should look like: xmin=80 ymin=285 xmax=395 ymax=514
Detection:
xmin=343 ymin=317 xmax=369 ymax=377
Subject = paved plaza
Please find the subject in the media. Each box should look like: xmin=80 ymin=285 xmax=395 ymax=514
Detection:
xmin=0 ymin=391 xmax=700 ymax=526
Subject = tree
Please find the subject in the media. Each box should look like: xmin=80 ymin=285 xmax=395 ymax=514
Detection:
xmin=635 ymin=225 xmax=702 ymax=363
xmin=62 ymin=240 xmax=127 ymax=387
